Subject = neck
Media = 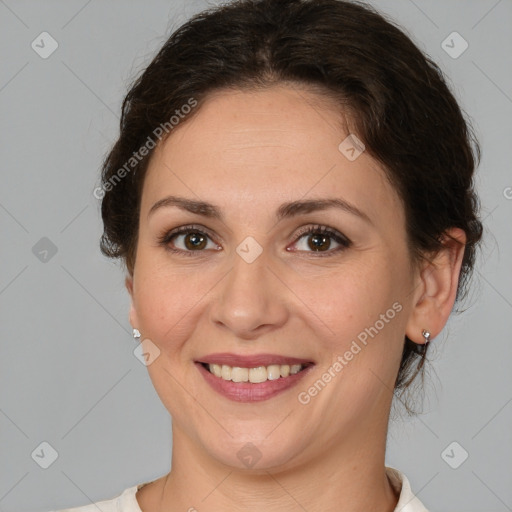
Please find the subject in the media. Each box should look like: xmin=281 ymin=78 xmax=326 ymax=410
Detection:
xmin=152 ymin=410 xmax=399 ymax=512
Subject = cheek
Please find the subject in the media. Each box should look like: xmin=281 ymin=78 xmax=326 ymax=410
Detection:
xmin=288 ymin=256 xmax=400 ymax=348
xmin=293 ymin=260 xmax=406 ymax=414
xmin=133 ymin=262 xmax=210 ymax=348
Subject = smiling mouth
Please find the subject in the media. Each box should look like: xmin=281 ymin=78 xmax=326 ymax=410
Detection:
xmin=200 ymin=362 xmax=312 ymax=384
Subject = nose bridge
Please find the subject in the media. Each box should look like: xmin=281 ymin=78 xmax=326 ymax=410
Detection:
xmin=210 ymin=236 xmax=288 ymax=336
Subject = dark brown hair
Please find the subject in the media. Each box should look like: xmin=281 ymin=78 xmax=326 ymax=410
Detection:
xmin=98 ymin=0 xmax=482 ymax=415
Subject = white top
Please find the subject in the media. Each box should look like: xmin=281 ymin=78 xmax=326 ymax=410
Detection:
xmin=53 ymin=466 xmax=429 ymax=512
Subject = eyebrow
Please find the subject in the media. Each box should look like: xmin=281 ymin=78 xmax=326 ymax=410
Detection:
xmin=147 ymin=195 xmax=372 ymax=224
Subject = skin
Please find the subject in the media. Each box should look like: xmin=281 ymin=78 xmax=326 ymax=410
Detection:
xmin=125 ymin=84 xmax=466 ymax=512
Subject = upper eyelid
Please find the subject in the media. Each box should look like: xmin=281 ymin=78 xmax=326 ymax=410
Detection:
xmin=167 ymin=224 xmax=219 ymax=242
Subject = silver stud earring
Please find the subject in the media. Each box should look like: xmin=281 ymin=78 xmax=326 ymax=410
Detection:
xmin=422 ymin=329 xmax=431 ymax=345
xmin=133 ymin=328 xmax=141 ymax=339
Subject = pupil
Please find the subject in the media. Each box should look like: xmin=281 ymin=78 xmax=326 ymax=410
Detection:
xmin=310 ymin=234 xmax=329 ymax=251
xmin=186 ymin=233 xmax=206 ymax=249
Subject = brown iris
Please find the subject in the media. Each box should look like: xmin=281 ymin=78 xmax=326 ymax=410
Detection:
xmin=308 ymin=233 xmax=331 ymax=252
xmin=184 ymin=232 xmax=208 ymax=250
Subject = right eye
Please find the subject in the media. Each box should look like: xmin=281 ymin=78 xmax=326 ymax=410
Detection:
xmin=157 ymin=225 xmax=221 ymax=256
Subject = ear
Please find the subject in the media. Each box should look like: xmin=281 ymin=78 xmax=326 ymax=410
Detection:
xmin=125 ymin=275 xmax=139 ymax=330
xmin=405 ymin=228 xmax=467 ymax=344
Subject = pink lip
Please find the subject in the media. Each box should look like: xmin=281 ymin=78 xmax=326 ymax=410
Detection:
xmin=196 ymin=352 xmax=313 ymax=367
xmin=196 ymin=362 xmax=314 ymax=402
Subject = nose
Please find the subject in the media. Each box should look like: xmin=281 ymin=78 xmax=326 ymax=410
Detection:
xmin=209 ymin=246 xmax=289 ymax=340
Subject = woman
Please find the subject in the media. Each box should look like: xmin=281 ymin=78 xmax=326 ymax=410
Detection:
xmin=57 ymin=0 xmax=482 ymax=510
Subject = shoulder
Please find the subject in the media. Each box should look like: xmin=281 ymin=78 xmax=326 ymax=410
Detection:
xmin=386 ymin=466 xmax=430 ymax=512
xmin=52 ymin=471 xmax=428 ymax=512
xmin=51 ymin=481 xmax=152 ymax=512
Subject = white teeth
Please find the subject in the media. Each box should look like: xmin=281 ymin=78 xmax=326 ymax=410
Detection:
xmin=249 ymin=366 xmax=267 ymax=383
xmin=211 ymin=363 xmax=222 ymax=378
xmin=280 ymin=365 xmax=290 ymax=378
xmin=221 ymin=364 xmax=231 ymax=380
xmin=266 ymin=364 xmax=281 ymax=380
xmin=207 ymin=363 xmax=307 ymax=383
xmin=231 ymin=367 xmax=249 ymax=382
xmin=290 ymin=364 xmax=302 ymax=375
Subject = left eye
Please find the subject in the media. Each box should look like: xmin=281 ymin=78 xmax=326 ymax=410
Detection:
xmin=290 ymin=225 xmax=351 ymax=255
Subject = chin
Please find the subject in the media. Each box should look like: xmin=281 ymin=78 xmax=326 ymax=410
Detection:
xmin=198 ymin=430 xmax=309 ymax=472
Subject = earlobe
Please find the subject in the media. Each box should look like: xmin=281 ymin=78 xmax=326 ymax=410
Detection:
xmin=405 ymin=228 xmax=467 ymax=344
xmin=128 ymin=302 xmax=138 ymax=331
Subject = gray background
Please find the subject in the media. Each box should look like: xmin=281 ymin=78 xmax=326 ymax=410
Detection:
xmin=1 ymin=1 xmax=511 ymax=511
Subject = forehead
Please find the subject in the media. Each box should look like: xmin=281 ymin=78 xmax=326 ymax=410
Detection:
xmin=141 ymin=85 xmax=403 ymax=227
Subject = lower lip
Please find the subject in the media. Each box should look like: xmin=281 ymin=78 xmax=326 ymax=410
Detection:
xmin=195 ymin=362 xmax=314 ymax=402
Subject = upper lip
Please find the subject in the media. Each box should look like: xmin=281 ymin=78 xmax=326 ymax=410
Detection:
xmin=196 ymin=353 xmax=314 ymax=367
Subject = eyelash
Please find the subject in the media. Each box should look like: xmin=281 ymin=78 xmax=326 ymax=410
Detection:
xmin=157 ymin=224 xmax=352 ymax=258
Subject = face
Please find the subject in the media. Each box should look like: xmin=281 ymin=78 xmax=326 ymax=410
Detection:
xmin=127 ymin=84 xmax=419 ymax=471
